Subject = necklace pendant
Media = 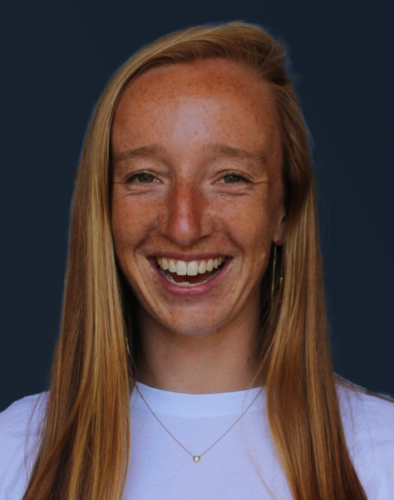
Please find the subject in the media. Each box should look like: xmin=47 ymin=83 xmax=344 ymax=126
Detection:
xmin=193 ymin=455 xmax=201 ymax=463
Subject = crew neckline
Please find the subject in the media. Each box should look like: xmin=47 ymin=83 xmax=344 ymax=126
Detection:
xmin=131 ymin=382 xmax=266 ymax=417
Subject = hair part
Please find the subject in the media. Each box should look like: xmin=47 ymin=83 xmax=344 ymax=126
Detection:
xmin=23 ymin=22 xmax=367 ymax=500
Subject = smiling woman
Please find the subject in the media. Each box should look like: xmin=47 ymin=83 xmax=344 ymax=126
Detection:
xmin=0 ymin=21 xmax=393 ymax=500
xmin=111 ymin=59 xmax=285 ymax=359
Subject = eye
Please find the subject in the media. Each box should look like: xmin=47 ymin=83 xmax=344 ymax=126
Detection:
xmin=221 ymin=172 xmax=249 ymax=184
xmin=126 ymin=172 xmax=156 ymax=184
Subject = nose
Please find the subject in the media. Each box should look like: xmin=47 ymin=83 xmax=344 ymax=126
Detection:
xmin=160 ymin=181 xmax=211 ymax=247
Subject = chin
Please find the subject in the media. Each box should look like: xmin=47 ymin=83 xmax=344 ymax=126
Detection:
xmin=141 ymin=305 xmax=234 ymax=338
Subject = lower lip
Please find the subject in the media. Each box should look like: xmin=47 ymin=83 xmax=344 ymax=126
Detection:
xmin=150 ymin=259 xmax=231 ymax=297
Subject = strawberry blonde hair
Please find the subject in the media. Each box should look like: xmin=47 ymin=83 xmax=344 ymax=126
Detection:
xmin=23 ymin=22 xmax=367 ymax=499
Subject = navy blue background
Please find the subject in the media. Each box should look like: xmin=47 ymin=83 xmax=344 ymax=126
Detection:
xmin=2 ymin=1 xmax=393 ymax=411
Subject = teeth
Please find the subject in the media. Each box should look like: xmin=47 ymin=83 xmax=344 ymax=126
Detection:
xmin=186 ymin=261 xmax=199 ymax=276
xmin=157 ymin=257 xmax=225 ymax=276
xmin=198 ymin=261 xmax=206 ymax=274
xmin=176 ymin=261 xmax=187 ymax=275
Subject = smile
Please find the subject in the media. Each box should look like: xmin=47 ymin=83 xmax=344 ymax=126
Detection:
xmin=156 ymin=257 xmax=226 ymax=286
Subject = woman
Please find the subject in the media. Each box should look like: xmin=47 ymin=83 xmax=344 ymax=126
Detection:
xmin=0 ymin=22 xmax=393 ymax=500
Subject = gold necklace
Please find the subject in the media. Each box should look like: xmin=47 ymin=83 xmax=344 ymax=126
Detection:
xmin=135 ymin=383 xmax=263 ymax=463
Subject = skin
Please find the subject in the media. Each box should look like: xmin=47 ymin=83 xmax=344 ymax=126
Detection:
xmin=111 ymin=59 xmax=286 ymax=393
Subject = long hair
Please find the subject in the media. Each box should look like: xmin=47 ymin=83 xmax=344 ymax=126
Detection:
xmin=23 ymin=22 xmax=368 ymax=499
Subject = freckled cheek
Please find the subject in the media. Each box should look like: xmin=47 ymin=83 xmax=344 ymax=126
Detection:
xmin=219 ymin=201 xmax=273 ymax=243
xmin=111 ymin=202 xmax=153 ymax=252
xmin=237 ymin=223 xmax=273 ymax=260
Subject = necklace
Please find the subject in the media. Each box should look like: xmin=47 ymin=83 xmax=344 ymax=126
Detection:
xmin=135 ymin=383 xmax=263 ymax=463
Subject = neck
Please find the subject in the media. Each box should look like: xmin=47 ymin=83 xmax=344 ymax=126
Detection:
xmin=135 ymin=311 xmax=262 ymax=394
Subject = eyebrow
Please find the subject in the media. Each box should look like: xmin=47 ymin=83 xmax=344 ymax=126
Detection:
xmin=112 ymin=145 xmax=163 ymax=163
xmin=112 ymin=143 xmax=268 ymax=168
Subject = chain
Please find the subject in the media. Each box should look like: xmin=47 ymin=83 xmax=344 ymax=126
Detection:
xmin=135 ymin=384 xmax=263 ymax=463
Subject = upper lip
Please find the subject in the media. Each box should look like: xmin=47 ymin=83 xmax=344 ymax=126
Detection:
xmin=150 ymin=253 xmax=229 ymax=262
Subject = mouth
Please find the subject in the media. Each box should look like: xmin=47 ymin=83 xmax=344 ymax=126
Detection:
xmin=155 ymin=256 xmax=227 ymax=287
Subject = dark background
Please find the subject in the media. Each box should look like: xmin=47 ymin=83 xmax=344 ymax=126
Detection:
xmin=2 ymin=1 xmax=393 ymax=412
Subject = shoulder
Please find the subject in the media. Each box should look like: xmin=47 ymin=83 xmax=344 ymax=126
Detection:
xmin=337 ymin=381 xmax=394 ymax=442
xmin=0 ymin=393 xmax=48 ymax=499
xmin=0 ymin=393 xmax=47 ymax=435
xmin=337 ymin=380 xmax=394 ymax=499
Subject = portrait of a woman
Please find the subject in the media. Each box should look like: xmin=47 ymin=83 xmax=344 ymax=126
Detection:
xmin=0 ymin=22 xmax=393 ymax=500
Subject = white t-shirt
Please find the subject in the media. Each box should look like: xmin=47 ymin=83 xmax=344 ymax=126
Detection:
xmin=0 ymin=382 xmax=393 ymax=499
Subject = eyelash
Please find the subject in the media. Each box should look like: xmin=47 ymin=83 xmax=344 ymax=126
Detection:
xmin=220 ymin=172 xmax=249 ymax=184
xmin=125 ymin=172 xmax=155 ymax=184
xmin=124 ymin=171 xmax=250 ymax=185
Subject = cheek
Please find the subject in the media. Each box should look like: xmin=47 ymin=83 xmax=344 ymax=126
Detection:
xmin=111 ymin=203 xmax=130 ymax=250
xmin=214 ymin=196 xmax=277 ymax=246
xmin=111 ymin=200 xmax=151 ymax=255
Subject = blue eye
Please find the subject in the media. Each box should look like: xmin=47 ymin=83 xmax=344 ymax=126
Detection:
xmin=222 ymin=173 xmax=247 ymax=184
xmin=127 ymin=172 xmax=155 ymax=183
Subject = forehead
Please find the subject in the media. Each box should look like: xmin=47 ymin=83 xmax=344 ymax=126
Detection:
xmin=115 ymin=58 xmax=277 ymax=119
xmin=125 ymin=58 xmax=266 ymax=100
xmin=111 ymin=58 xmax=281 ymax=163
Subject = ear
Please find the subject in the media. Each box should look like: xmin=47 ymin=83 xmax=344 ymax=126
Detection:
xmin=272 ymin=203 xmax=286 ymax=245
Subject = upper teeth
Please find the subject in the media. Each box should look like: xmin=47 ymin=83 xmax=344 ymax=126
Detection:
xmin=157 ymin=257 xmax=225 ymax=276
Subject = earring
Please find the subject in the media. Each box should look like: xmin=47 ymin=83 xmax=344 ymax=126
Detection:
xmin=271 ymin=245 xmax=277 ymax=302
xmin=271 ymin=245 xmax=284 ymax=303
xmin=125 ymin=335 xmax=131 ymax=356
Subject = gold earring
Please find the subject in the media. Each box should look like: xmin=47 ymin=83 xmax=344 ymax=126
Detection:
xmin=271 ymin=245 xmax=277 ymax=302
xmin=125 ymin=335 xmax=131 ymax=356
xmin=271 ymin=245 xmax=284 ymax=303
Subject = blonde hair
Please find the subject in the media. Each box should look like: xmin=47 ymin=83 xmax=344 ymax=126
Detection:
xmin=23 ymin=22 xmax=368 ymax=499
